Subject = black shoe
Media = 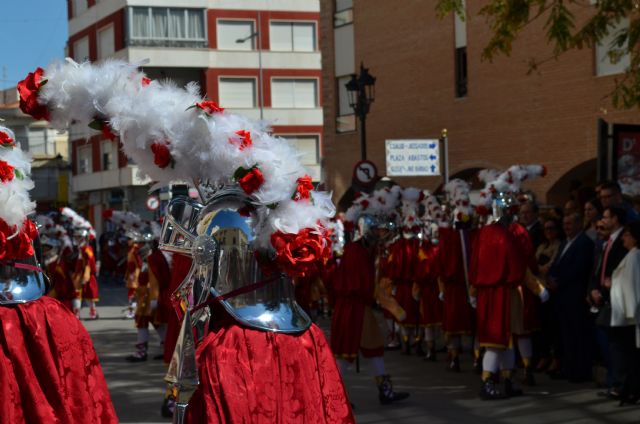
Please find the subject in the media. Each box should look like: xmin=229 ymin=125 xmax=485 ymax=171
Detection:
xmin=153 ymin=354 xmax=164 ymax=360
xmin=125 ymin=353 xmax=147 ymax=362
xmin=415 ymin=343 xmax=426 ymax=357
xmin=504 ymin=378 xmax=523 ymax=397
xmin=423 ymin=349 xmax=436 ymax=362
xmin=161 ymin=396 xmax=175 ymax=418
xmin=447 ymin=357 xmax=461 ymax=372
xmin=479 ymin=379 xmax=506 ymax=400
xmin=473 ymin=358 xmax=482 ymax=375
xmin=377 ymin=375 xmax=410 ymax=405
xmin=619 ymin=395 xmax=640 ymax=406
xmin=523 ymin=368 xmax=536 ymax=386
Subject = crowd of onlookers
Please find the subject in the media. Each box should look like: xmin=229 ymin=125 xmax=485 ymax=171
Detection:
xmin=518 ymin=180 xmax=640 ymax=405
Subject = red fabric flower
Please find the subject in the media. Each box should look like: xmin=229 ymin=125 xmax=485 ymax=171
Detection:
xmin=102 ymin=209 xmax=114 ymax=220
xmin=0 ymin=131 xmax=15 ymax=147
xmin=0 ymin=218 xmax=37 ymax=261
xmin=270 ymin=228 xmax=331 ymax=277
xmin=17 ymin=67 xmax=50 ymax=121
xmin=196 ymin=101 xmax=224 ymax=115
xmin=238 ymin=167 xmax=264 ymax=194
xmin=150 ymin=142 xmax=172 ymax=168
xmin=141 ymin=77 xmax=151 ymax=86
xmin=293 ymin=175 xmax=314 ymax=201
xmin=231 ymin=130 xmax=252 ymax=150
xmin=0 ymin=160 xmax=15 ymax=183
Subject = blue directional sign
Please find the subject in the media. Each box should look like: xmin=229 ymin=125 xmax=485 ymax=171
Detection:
xmin=385 ymin=139 xmax=440 ymax=176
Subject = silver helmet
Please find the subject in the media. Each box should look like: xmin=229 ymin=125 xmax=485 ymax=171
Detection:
xmin=160 ymin=186 xmax=311 ymax=336
xmin=0 ymin=235 xmax=50 ymax=305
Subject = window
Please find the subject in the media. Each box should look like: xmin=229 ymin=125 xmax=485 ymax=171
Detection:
xmin=269 ymin=22 xmax=316 ymax=52
xmin=127 ymin=7 xmax=207 ymax=48
xmin=336 ymin=76 xmax=356 ymax=132
xmin=74 ymin=36 xmax=90 ymax=62
xmin=596 ymin=17 xmax=630 ymax=76
xmin=97 ymin=25 xmax=115 ymax=59
xmin=27 ymin=128 xmax=49 ymax=155
xmin=78 ymin=145 xmax=93 ymax=174
xmin=455 ymin=47 xmax=468 ymax=98
xmin=334 ymin=0 xmax=353 ymax=27
xmin=217 ymin=20 xmax=255 ymax=50
xmin=101 ymin=140 xmax=116 ymax=171
xmin=281 ymin=135 xmax=319 ymax=166
xmin=73 ymin=0 xmax=87 ymax=17
xmin=271 ymin=79 xmax=317 ymax=108
xmin=218 ymin=78 xmax=256 ymax=108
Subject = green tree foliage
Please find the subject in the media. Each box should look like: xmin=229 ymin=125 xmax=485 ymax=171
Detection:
xmin=436 ymin=0 xmax=640 ymax=108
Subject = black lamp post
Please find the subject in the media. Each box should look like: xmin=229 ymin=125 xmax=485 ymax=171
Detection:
xmin=346 ymin=62 xmax=376 ymax=161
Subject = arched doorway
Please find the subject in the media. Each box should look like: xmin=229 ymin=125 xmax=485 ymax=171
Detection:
xmin=546 ymin=159 xmax=597 ymax=206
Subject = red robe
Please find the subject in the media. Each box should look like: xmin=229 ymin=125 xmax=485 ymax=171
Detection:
xmin=148 ymin=249 xmax=171 ymax=325
xmin=185 ymin=304 xmax=354 ymax=424
xmin=0 ymin=296 xmax=118 ymax=423
xmin=437 ymin=227 xmax=472 ymax=335
xmin=385 ymin=238 xmax=421 ymax=326
xmin=330 ymin=241 xmax=381 ymax=359
xmin=416 ymin=241 xmax=443 ymax=327
xmin=78 ymin=245 xmax=99 ymax=301
xmin=508 ymin=223 xmax=541 ymax=333
xmin=46 ymin=259 xmax=75 ymax=311
xmin=469 ymin=223 xmax=526 ymax=348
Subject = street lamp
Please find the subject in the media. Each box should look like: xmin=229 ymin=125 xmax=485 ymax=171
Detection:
xmin=346 ymin=62 xmax=376 ymax=160
xmin=236 ymin=14 xmax=264 ymax=120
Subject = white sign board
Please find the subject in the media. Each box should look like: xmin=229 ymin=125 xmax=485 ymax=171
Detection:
xmin=385 ymin=139 xmax=440 ymax=176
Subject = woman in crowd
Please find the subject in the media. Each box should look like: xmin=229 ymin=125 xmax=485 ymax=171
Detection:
xmin=584 ymin=198 xmax=603 ymax=241
xmin=609 ymin=221 xmax=640 ymax=405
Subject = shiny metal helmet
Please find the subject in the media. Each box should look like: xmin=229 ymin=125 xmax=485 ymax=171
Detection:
xmin=353 ymin=213 xmax=399 ymax=245
xmin=160 ymin=187 xmax=311 ymax=335
xmin=40 ymin=234 xmax=62 ymax=266
xmin=0 ymin=238 xmax=50 ymax=305
xmin=71 ymin=227 xmax=90 ymax=246
xmin=490 ymin=191 xmax=518 ymax=225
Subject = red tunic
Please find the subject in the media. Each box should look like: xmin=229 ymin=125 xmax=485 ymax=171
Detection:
xmin=508 ymin=223 xmax=540 ymax=333
xmin=46 ymin=259 xmax=75 ymax=310
xmin=437 ymin=227 xmax=472 ymax=335
xmin=185 ymin=303 xmax=354 ymax=424
xmin=330 ymin=241 xmax=377 ymax=359
xmin=149 ymin=249 xmax=171 ymax=325
xmin=470 ymin=223 xmax=526 ymax=348
xmin=78 ymin=245 xmax=99 ymax=301
xmin=416 ymin=241 xmax=443 ymax=327
xmin=385 ymin=238 xmax=421 ymax=326
xmin=0 ymin=296 xmax=118 ymax=423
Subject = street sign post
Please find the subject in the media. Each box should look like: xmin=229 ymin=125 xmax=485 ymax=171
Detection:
xmin=146 ymin=195 xmax=160 ymax=211
xmin=385 ymin=139 xmax=440 ymax=177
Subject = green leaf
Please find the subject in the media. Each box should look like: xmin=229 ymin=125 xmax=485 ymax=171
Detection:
xmin=14 ymin=169 xmax=24 ymax=180
xmin=233 ymin=166 xmax=248 ymax=180
xmin=88 ymin=119 xmax=103 ymax=131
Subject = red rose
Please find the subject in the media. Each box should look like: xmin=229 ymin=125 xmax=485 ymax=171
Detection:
xmin=150 ymin=142 xmax=172 ymax=168
xmin=231 ymin=130 xmax=252 ymax=150
xmin=141 ymin=77 xmax=151 ymax=86
xmin=11 ymin=230 xmax=34 ymax=259
xmin=238 ymin=167 xmax=264 ymax=194
xmin=0 ymin=131 xmax=15 ymax=147
xmin=17 ymin=68 xmax=50 ymax=121
xmin=293 ymin=175 xmax=314 ymax=201
xmin=23 ymin=219 xmax=38 ymax=240
xmin=270 ymin=228 xmax=331 ymax=277
xmin=0 ymin=160 xmax=15 ymax=183
xmin=196 ymin=101 xmax=224 ymax=115
xmin=102 ymin=208 xmax=114 ymax=220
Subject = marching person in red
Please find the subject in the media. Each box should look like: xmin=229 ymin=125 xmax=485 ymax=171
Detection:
xmin=72 ymin=226 xmax=100 ymax=320
xmin=0 ymin=124 xmax=117 ymax=423
xmin=471 ymin=166 xmax=549 ymax=400
xmin=332 ymin=188 xmax=410 ymax=405
xmin=124 ymin=235 xmax=143 ymax=319
xmin=38 ymin=216 xmax=76 ymax=311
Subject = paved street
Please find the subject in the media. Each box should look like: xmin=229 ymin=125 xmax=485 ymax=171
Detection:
xmin=83 ymin=284 xmax=639 ymax=424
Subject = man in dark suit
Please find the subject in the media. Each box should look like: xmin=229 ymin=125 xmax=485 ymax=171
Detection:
xmin=548 ymin=213 xmax=594 ymax=382
xmin=519 ymin=200 xmax=544 ymax=250
xmin=590 ymin=206 xmax=629 ymax=397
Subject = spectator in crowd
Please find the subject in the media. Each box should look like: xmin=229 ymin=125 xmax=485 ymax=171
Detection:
xmin=599 ymin=181 xmax=639 ymax=223
xmin=609 ymin=221 xmax=640 ymax=405
xmin=548 ymin=213 xmax=594 ymax=382
xmin=584 ymin=198 xmax=603 ymax=241
xmin=535 ymin=217 xmax=564 ymax=373
xmin=564 ymin=199 xmax=579 ymax=218
xmin=590 ymin=206 xmax=629 ymax=399
xmin=519 ymin=200 xmax=544 ymax=250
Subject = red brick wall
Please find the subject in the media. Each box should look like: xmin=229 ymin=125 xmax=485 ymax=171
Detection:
xmin=320 ymin=0 xmax=640 ymax=206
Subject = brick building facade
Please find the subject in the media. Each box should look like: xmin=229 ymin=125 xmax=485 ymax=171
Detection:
xmin=321 ymin=0 xmax=640 ymax=207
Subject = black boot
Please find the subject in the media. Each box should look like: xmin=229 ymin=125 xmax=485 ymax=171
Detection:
xmin=479 ymin=378 xmax=506 ymax=400
xmin=504 ymin=378 xmax=524 ymax=397
xmin=376 ymin=375 xmax=410 ymax=404
xmin=126 ymin=342 xmax=148 ymax=362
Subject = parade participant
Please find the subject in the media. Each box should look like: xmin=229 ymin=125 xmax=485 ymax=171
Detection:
xmin=471 ymin=165 xmax=550 ymax=400
xmin=61 ymin=207 xmax=99 ymax=319
xmin=126 ymin=222 xmax=170 ymax=362
xmin=37 ymin=215 xmax=76 ymax=310
xmin=113 ymin=210 xmax=147 ymax=318
xmin=437 ymin=180 xmax=475 ymax=370
xmin=21 ymin=60 xmax=353 ymax=423
xmin=334 ymin=188 xmax=410 ymax=404
xmin=0 ymin=125 xmax=117 ymax=423
xmin=385 ymin=187 xmax=425 ymax=355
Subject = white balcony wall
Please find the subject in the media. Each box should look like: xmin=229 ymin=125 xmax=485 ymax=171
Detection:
xmin=72 ymin=166 xmax=150 ymax=192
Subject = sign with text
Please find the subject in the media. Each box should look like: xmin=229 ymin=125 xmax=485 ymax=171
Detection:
xmin=385 ymin=139 xmax=440 ymax=176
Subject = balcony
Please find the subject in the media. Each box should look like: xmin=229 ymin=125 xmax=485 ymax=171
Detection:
xmin=72 ymin=166 xmax=150 ymax=193
xmin=225 ymin=107 xmax=323 ymax=126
